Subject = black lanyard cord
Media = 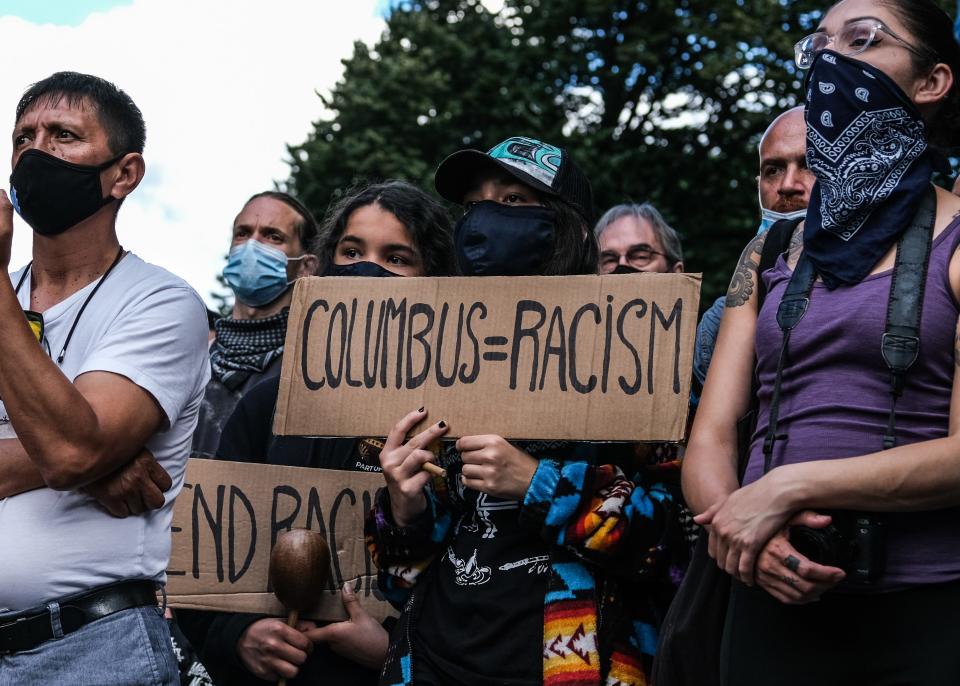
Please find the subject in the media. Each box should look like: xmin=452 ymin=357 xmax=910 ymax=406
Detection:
xmin=14 ymin=246 xmax=126 ymax=366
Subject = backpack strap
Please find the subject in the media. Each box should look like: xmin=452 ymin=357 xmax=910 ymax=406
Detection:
xmin=756 ymin=218 xmax=800 ymax=309
xmin=735 ymin=218 xmax=799 ymax=482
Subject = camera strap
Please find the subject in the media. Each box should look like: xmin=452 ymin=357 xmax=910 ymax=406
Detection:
xmin=881 ymin=187 xmax=936 ymax=449
xmin=762 ymin=186 xmax=936 ymax=473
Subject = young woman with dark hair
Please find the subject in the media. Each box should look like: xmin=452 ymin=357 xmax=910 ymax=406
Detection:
xmin=314 ymin=180 xmax=455 ymax=278
xmin=181 ymin=180 xmax=454 ymax=686
xmin=683 ymin=1 xmax=960 ymax=683
xmin=366 ymin=136 xmax=682 ymax=686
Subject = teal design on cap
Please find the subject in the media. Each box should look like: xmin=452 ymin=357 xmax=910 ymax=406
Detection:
xmin=487 ymin=136 xmax=563 ymax=189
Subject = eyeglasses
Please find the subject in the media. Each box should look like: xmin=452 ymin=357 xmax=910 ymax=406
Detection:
xmin=794 ymin=19 xmax=931 ymax=69
xmin=599 ymin=246 xmax=671 ymax=272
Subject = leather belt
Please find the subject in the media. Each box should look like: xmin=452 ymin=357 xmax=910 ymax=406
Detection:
xmin=0 ymin=580 xmax=159 ymax=655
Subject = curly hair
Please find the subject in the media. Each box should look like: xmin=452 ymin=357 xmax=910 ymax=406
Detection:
xmin=313 ymin=181 xmax=455 ymax=277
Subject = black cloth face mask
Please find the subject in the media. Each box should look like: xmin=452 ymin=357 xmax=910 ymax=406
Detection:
xmin=10 ymin=149 xmax=122 ymax=236
xmin=455 ymin=200 xmax=556 ymax=276
xmin=324 ymin=261 xmax=401 ymax=277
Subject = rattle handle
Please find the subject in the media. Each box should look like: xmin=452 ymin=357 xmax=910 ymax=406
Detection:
xmin=276 ymin=609 xmax=299 ymax=686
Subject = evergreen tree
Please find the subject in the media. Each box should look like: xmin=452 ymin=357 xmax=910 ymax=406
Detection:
xmin=285 ymin=0 xmax=952 ymax=301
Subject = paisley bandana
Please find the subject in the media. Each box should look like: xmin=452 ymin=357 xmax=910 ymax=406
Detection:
xmin=803 ymin=50 xmax=933 ymax=288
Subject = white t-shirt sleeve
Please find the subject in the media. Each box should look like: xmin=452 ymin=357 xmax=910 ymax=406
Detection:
xmin=77 ymin=283 xmax=211 ymax=427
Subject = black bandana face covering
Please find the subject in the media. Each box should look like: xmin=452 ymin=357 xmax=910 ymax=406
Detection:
xmin=803 ymin=50 xmax=933 ymax=288
xmin=455 ymin=200 xmax=555 ymax=276
xmin=10 ymin=149 xmax=121 ymax=236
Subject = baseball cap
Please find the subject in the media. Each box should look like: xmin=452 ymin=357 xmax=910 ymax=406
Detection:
xmin=434 ymin=136 xmax=595 ymax=223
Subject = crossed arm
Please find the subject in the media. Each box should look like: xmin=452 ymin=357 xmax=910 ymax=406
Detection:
xmin=0 ymin=192 xmax=168 ymax=507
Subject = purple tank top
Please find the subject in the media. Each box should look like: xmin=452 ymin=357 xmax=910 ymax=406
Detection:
xmin=743 ymin=216 xmax=960 ymax=590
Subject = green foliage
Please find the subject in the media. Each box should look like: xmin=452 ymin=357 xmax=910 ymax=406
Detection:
xmin=210 ymin=267 xmax=233 ymax=317
xmin=284 ymin=0 xmax=950 ymax=303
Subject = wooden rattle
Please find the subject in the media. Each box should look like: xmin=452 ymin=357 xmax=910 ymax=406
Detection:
xmin=269 ymin=528 xmax=331 ymax=686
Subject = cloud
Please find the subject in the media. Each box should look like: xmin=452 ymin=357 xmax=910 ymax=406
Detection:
xmin=0 ymin=0 xmax=384 ymax=306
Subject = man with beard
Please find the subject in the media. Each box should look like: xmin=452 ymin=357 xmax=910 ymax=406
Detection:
xmin=190 ymin=191 xmax=318 ymax=458
xmin=693 ymin=106 xmax=814 ymax=390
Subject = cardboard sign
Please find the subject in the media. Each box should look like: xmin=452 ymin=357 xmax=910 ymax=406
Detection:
xmin=166 ymin=458 xmax=395 ymax=623
xmin=274 ymin=273 xmax=701 ymax=442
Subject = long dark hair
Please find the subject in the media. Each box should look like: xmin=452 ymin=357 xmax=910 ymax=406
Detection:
xmin=880 ymin=0 xmax=960 ymax=150
xmin=539 ymin=196 xmax=599 ymax=276
xmin=315 ymin=181 xmax=455 ymax=276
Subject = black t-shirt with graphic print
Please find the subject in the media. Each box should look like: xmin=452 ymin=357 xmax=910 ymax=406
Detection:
xmin=413 ymin=452 xmax=556 ymax=686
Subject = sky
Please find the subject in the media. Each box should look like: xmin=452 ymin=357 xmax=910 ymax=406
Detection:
xmin=0 ymin=0 xmax=386 ymax=307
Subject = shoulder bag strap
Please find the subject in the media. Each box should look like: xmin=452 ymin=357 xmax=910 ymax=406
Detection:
xmin=735 ymin=218 xmax=801 ymax=482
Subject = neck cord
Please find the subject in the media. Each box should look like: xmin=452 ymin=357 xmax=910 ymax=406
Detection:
xmin=14 ymin=246 xmax=126 ymax=365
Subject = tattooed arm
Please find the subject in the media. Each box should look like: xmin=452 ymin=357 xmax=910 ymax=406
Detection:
xmin=725 ymin=233 xmax=765 ymax=308
xmin=682 ymin=233 xmax=768 ymax=514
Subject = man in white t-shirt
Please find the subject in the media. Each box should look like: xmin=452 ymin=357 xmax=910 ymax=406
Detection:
xmin=0 ymin=72 xmax=208 ymax=685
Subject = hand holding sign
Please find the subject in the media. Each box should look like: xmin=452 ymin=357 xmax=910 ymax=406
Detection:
xmin=457 ymin=435 xmax=538 ymax=501
xmin=379 ymin=408 xmax=449 ymax=527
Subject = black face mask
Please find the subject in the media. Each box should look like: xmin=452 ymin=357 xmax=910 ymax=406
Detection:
xmin=610 ymin=264 xmax=641 ymax=275
xmin=455 ymin=201 xmax=555 ymax=276
xmin=323 ymin=261 xmax=401 ymax=278
xmin=10 ymin=149 xmax=122 ymax=236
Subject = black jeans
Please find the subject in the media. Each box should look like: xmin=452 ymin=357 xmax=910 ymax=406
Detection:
xmin=721 ymin=578 xmax=960 ymax=686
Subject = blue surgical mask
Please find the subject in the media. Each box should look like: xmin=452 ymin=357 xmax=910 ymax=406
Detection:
xmin=223 ymin=240 xmax=305 ymax=307
xmin=758 ymin=207 xmax=806 ymax=235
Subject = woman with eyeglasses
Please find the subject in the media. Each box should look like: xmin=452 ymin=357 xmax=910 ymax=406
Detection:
xmin=683 ymin=0 xmax=960 ymax=683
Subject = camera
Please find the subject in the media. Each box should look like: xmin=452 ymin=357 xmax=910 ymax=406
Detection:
xmin=788 ymin=511 xmax=886 ymax=585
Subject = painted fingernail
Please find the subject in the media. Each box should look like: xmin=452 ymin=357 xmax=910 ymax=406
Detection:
xmin=417 ymin=406 xmax=425 ymax=413
xmin=439 ymin=420 xmax=446 ymax=428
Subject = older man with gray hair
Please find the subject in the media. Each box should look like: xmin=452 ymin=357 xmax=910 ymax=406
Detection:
xmin=596 ymin=202 xmax=684 ymax=274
